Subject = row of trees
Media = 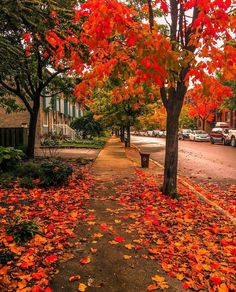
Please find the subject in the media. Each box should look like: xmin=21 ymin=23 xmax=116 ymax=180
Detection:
xmin=0 ymin=0 xmax=235 ymax=195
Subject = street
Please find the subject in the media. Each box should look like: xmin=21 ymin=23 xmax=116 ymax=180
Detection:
xmin=131 ymin=135 xmax=236 ymax=186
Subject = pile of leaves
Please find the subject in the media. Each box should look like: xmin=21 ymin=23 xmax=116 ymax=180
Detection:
xmin=0 ymin=163 xmax=92 ymax=291
xmin=116 ymin=170 xmax=236 ymax=291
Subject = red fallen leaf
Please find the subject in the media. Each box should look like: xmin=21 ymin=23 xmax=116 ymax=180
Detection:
xmin=182 ymin=282 xmax=191 ymax=289
xmin=80 ymin=257 xmax=91 ymax=264
xmin=134 ymin=245 xmax=143 ymax=250
xmin=114 ymin=236 xmax=125 ymax=243
xmin=210 ymin=276 xmax=222 ymax=285
xmin=31 ymin=285 xmax=44 ymax=292
xmin=20 ymin=261 xmax=35 ymax=269
xmin=45 ymin=288 xmax=53 ymax=292
xmin=6 ymin=235 xmax=14 ymax=242
xmin=69 ymin=275 xmax=81 ymax=282
xmin=47 ymin=224 xmax=55 ymax=232
xmin=44 ymin=254 xmax=58 ymax=264
xmin=32 ymin=272 xmax=45 ymax=280
xmin=100 ymin=223 xmax=109 ymax=231
xmin=231 ymin=248 xmax=236 ymax=256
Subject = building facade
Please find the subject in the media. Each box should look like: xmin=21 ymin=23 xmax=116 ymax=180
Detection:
xmin=0 ymin=94 xmax=83 ymax=147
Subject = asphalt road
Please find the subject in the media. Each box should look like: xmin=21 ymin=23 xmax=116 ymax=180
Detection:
xmin=131 ymin=135 xmax=236 ymax=186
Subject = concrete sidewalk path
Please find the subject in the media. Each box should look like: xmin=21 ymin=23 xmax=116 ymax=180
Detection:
xmin=50 ymin=137 xmax=182 ymax=292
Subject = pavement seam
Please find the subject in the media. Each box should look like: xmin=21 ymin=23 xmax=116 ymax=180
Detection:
xmin=131 ymin=143 xmax=236 ymax=226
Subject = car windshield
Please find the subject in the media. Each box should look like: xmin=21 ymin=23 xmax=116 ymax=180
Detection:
xmin=183 ymin=129 xmax=192 ymax=133
xmin=195 ymin=130 xmax=207 ymax=134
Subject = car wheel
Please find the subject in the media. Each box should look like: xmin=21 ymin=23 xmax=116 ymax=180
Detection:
xmin=222 ymin=138 xmax=227 ymax=146
xmin=231 ymin=137 xmax=236 ymax=147
xmin=210 ymin=138 xmax=215 ymax=144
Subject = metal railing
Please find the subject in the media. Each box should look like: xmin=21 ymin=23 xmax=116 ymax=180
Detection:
xmin=53 ymin=124 xmax=76 ymax=140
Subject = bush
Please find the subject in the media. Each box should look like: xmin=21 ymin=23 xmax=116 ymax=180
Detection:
xmin=40 ymin=159 xmax=73 ymax=187
xmin=6 ymin=217 xmax=41 ymax=244
xmin=0 ymin=147 xmax=24 ymax=172
xmin=0 ymin=173 xmax=14 ymax=189
xmin=16 ymin=161 xmax=41 ymax=179
xmin=19 ymin=177 xmax=34 ymax=189
xmin=0 ymin=251 xmax=15 ymax=265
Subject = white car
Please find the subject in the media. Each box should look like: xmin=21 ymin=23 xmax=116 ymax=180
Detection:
xmin=189 ymin=130 xmax=210 ymax=142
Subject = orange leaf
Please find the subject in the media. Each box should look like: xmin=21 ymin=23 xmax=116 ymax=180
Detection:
xmin=147 ymin=284 xmax=158 ymax=291
xmin=78 ymin=283 xmax=87 ymax=291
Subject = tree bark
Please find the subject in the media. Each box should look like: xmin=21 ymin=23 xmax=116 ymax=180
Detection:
xmin=162 ymin=108 xmax=179 ymax=194
xmin=27 ymin=99 xmax=40 ymax=158
xmin=120 ymin=126 xmax=125 ymax=142
xmin=162 ymin=85 xmax=186 ymax=195
xmin=126 ymin=123 xmax=131 ymax=147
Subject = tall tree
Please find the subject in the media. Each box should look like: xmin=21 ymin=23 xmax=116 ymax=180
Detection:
xmin=68 ymin=0 xmax=235 ymax=195
xmin=0 ymin=0 xmax=86 ymax=157
xmin=188 ymin=77 xmax=232 ymax=130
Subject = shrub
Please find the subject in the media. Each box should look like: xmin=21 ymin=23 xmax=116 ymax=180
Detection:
xmin=0 ymin=251 xmax=15 ymax=265
xmin=16 ymin=161 xmax=41 ymax=179
xmin=40 ymin=159 xmax=73 ymax=187
xmin=0 ymin=147 xmax=24 ymax=172
xmin=19 ymin=177 xmax=34 ymax=189
xmin=6 ymin=217 xmax=41 ymax=244
xmin=0 ymin=173 xmax=14 ymax=189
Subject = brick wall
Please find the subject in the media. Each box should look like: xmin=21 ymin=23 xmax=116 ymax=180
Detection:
xmin=0 ymin=96 xmax=30 ymax=127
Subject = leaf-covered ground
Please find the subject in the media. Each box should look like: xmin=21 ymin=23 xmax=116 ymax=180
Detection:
xmin=0 ymin=162 xmax=92 ymax=291
xmin=1 ymin=154 xmax=235 ymax=291
xmin=186 ymin=179 xmax=236 ymax=218
xmin=115 ymin=170 xmax=236 ymax=291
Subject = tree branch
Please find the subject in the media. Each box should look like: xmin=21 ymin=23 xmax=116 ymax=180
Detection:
xmin=160 ymin=85 xmax=168 ymax=108
xmin=147 ymin=0 xmax=154 ymax=32
xmin=0 ymin=77 xmax=33 ymax=115
xmin=41 ymin=67 xmax=70 ymax=90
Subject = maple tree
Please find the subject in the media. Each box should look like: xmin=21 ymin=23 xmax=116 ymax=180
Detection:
xmin=0 ymin=0 xmax=86 ymax=157
xmin=68 ymin=0 xmax=235 ymax=195
xmin=188 ymin=77 xmax=232 ymax=130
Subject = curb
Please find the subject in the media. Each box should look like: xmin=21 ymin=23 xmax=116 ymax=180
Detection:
xmin=131 ymin=143 xmax=236 ymax=225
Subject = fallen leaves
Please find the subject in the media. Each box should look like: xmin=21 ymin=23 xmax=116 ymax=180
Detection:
xmin=123 ymin=255 xmax=132 ymax=260
xmin=117 ymin=170 xmax=236 ymax=291
xmin=78 ymin=283 xmax=87 ymax=291
xmin=0 ymin=164 xmax=92 ymax=291
xmin=114 ymin=236 xmax=125 ymax=243
xmin=79 ymin=257 xmax=91 ymax=265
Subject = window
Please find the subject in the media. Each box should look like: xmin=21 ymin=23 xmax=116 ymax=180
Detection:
xmin=43 ymin=112 xmax=49 ymax=126
xmin=225 ymin=112 xmax=230 ymax=123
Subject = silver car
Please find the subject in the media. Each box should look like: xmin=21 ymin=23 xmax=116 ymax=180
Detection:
xmin=189 ymin=130 xmax=210 ymax=142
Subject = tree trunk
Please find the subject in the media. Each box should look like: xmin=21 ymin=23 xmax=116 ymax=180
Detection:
xmin=162 ymin=109 xmax=179 ymax=195
xmin=120 ymin=126 xmax=125 ymax=142
xmin=126 ymin=123 xmax=131 ymax=147
xmin=202 ymin=118 xmax=205 ymax=130
xmin=161 ymin=83 xmax=186 ymax=196
xmin=27 ymin=100 xmax=40 ymax=158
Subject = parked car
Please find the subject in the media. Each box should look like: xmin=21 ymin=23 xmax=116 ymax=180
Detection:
xmin=226 ymin=129 xmax=236 ymax=147
xmin=178 ymin=129 xmax=192 ymax=140
xmin=152 ymin=129 xmax=160 ymax=137
xmin=189 ymin=130 xmax=210 ymax=142
xmin=145 ymin=130 xmax=154 ymax=137
xmin=210 ymin=127 xmax=229 ymax=145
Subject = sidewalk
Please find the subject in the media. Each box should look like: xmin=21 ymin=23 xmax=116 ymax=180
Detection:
xmin=50 ymin=137 xmax=183 ymax=291
xmin=50 ymin=137 xmax=235 ymax=291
